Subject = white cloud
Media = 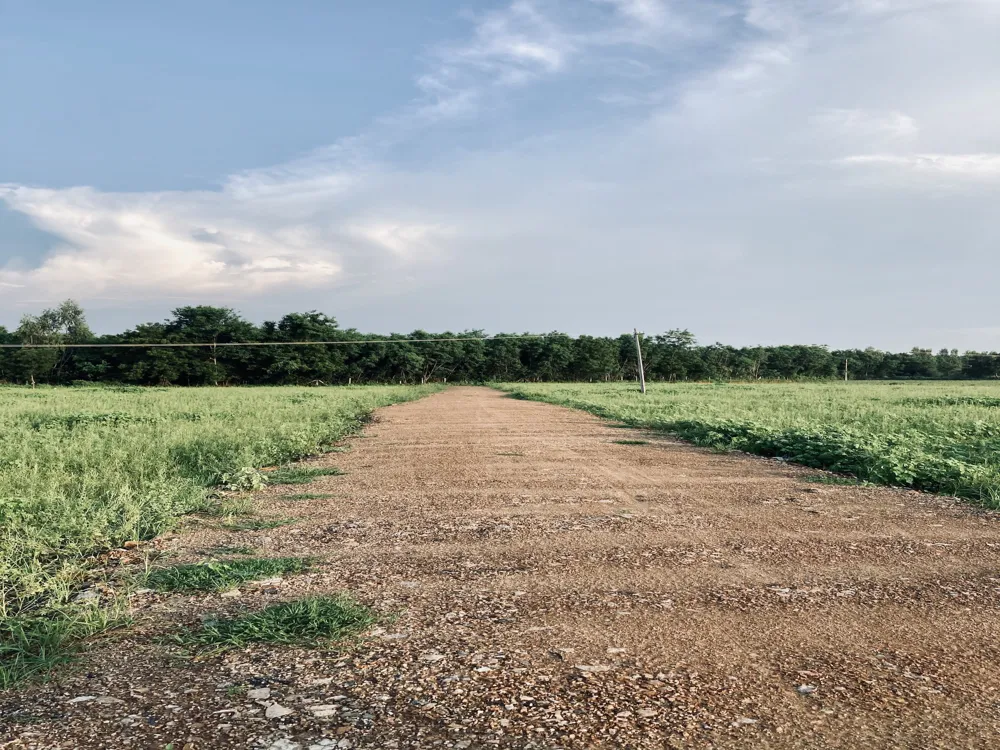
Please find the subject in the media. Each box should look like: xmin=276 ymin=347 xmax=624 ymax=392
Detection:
xmin=840 ymin=153 xmax=1000 ymax=177
xmin=0 ymin=184 xmax=344 ymax=299
xmin=430 ymin=1 xmax=573 ymax=96
xmin=597 ymin=0 xmax=670 ymax=28
xmin=348 ymin=222 xmax=455 ymax=259
xmin=812 ymin=109 xmax=919 ymax=140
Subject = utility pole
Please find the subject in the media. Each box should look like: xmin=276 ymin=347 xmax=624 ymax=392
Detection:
xmin=634 ymin=328 xmax=646 ymax=395
xmin=845 ymin=357 xmax=849 ymax=383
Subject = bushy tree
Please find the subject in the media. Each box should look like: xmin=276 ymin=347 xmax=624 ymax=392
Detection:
xmin=11 ymin=300 xmax=93 ymax=385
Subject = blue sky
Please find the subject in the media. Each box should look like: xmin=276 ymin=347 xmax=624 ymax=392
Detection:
xmin=2 ymin=0 xmax=999 ymax=349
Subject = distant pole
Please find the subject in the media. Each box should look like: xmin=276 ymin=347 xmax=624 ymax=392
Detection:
xmin=634 ymin=329 xmax=647 ymax=395
xmin=844 ymin=358 xmax=849 ymax=383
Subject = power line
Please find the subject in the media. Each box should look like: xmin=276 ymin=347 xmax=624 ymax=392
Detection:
xmin=0 ymin=334 xmax=559 ymax=350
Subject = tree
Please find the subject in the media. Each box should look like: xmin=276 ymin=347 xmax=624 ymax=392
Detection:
xmin=163 ymin=306 xmax=258 ymax=385
xmin=521 ymin=334 xmax=574 ymax=381
xmin=12 ymin=299 xmax=94 ymax=385
xmin=483 ymin=335 xmax=525 ymax=381
xmin=571 ymin=336 xmax=618 ymax=381
xmin=647 ymin=329 xmax=697 ymax=381
xmin=261 ymin=312 xmax=346 ymax=383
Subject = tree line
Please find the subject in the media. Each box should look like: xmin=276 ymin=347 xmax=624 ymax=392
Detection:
xmin=1 ymin=301 xmax=998 ymax=386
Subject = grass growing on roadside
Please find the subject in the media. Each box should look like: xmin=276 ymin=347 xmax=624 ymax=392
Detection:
xmin=173 ymin=595 xmax=376 ymax=651
xmin=145 ymin=557 xmax=310 ymax=592
xmin=613 ymin=439 xmax=649 ymax=445
xmin=0 ymin=384 xmax=440 ymax=685
xmin=266 ymin=466 xmax=344 ymax=484
xmin=0 ymin=600 xmax=127 ymax=690
xmin=499 ymin=381 xmax=1000 ymax=506
xmin=282 ymin=493 xmax=335 ymax=501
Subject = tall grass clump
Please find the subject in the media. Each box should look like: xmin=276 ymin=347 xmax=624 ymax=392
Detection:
xmin=499 ymin=381 xmax=1000 ymax=507
xmin=0 ymin=384 xmax=439 ymax=685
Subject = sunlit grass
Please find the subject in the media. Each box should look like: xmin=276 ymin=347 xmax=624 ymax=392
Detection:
xmin=145 ymin=557 xmax=310 ymax=592
xmin=171 ymin=595 xmax=376 ymax=652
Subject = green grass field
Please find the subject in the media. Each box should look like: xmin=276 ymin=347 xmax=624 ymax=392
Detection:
xmin=0 ymin=384 xmax=438 ymax=686
xmin=500 ymin=381 xmax=1000 ymax=507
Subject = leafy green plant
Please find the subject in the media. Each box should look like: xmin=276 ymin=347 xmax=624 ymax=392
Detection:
xmin=220 ymin=467 xmax=268 ymax=492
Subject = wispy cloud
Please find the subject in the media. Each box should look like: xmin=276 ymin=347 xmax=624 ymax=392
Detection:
xmin=812 ymin=109 xmax=919 ymax=140
xmin=840 ymin=153 xmax=1000 ymax=177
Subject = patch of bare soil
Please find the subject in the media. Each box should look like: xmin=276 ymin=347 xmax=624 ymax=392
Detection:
xmin=3 ymin=386 xmax=999 ymax=749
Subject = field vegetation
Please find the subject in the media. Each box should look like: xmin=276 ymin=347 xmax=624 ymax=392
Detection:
xmin=500 ymin=381 xmax=1000 ymax=506
xmin=0 ymin=384 xmax=438 ymax=686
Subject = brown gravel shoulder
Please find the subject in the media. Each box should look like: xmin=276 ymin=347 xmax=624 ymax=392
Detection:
xmin=3 ymin=386 xmax=1000 ymax=749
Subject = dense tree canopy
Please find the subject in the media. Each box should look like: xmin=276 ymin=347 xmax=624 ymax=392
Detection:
xmin=2 ymin=301 xmax=999 ymax=385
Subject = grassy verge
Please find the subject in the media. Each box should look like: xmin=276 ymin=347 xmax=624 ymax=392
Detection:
xmin=498 ymin=382 xmax=1000 ymax=506
xmin=0 ymin=384 xmax=440 ymax=687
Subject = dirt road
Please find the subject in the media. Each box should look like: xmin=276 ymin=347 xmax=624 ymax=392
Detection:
xmin=4 ymin=386 xmax=1000 ymax=749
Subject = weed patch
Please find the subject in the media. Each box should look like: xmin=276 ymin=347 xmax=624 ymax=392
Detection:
xmin=282 ymin=493 xmax=335 ymax=501
xmin=0 ymin=601 xmax=127 ymax=689
xmin=613 ymin=439 xmax=649 ymax=445
xmin=173 ymin=595 xmax=375 ymax=651
xmin=145 ymin=557 xmax=310 ymax=592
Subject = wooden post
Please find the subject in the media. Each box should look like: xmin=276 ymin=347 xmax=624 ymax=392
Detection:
xmin=844 ymin=358 xmax=849 ymax=383
xmin=634 ymin=329 xmax=646 ymax=395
